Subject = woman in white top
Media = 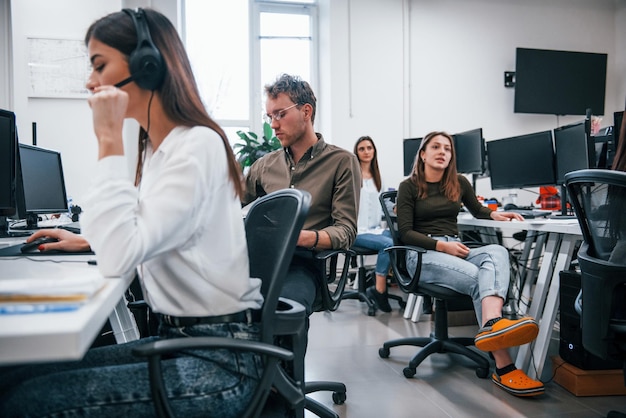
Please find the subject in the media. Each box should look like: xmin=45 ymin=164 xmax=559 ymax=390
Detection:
xmin=0 ymin=9 xmax=263 ymax=417
xmin=353 ymin=136 xmax=395 ymax=312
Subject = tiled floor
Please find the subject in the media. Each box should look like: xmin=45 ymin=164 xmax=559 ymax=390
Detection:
xmin=303 ymin=293 xmax=626 ymax=418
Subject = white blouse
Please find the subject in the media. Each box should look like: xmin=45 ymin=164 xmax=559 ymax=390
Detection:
xmin=357 ymin=178 xmax=383 ymax=233
xmin=81 ymin=126 xmax=263 ymax=317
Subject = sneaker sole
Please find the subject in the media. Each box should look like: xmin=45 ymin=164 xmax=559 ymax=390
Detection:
xmin=475 ymin=319 xmax=538 ymax=352
xmin=492 ymin=374 xmax=545 ymax=397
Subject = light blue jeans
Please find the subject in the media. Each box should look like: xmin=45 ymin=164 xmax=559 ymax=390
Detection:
xmin=353 ymin=230 xmax=394 ymax=277
xmin=406 ymin=236 xmax=510 ymax=326
xmin=0 ymin=321 xmax=263 ymax=417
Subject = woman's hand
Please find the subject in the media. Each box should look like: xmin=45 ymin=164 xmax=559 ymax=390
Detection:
xmin=436 ymin=240 xmax=470 ymax=258
xmin=87 ymin=86 xmax=128 ymax=159
xmin=26 ymin=229 xmax=91 ymax=253
xmin=490 ymin=211 xmax=524 ymax=222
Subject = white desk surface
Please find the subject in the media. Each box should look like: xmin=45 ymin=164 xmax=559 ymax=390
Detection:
xmin=457 ymin=213 xmax=582 ymax=235
xmin=0 ymin=242 xmax=135 ymax=365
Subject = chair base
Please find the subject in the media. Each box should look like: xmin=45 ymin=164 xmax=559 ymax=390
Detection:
xmin=378 ymin=297 xmax=490 ymax=379
xmin=343 ymin=259 xmax=405 ymax=316
xmin=304 ymin=381 xmax=346 ymax=418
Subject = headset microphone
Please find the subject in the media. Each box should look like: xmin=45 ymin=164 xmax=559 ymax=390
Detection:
xmin=114 ymin=75 xmax=134 ymax=88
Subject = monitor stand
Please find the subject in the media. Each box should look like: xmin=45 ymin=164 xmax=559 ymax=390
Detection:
xmin=550 ymin=185 xmax=577 ymax=219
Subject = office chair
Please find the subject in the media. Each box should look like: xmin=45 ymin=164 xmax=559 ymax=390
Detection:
xmin=343 ymin=245 xmax=378 ymax=316
xmin=566 ymin=169 xmax=626 ymax=418
xmin=132 ymin=188 xmax=311 ymax=418
xmin=376 ymin=190 xmax=490 ymax=379
xmin=343 ymin=244 xmax=405 ymax=316
xmin=287 ymin=246 xmax=353 ymax=418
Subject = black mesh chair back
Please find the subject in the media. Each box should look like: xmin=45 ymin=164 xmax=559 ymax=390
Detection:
xmin=565 ymin=169 xmax=626 ymax=361
xmin=245 ymin=188 xmax=311 ymax=344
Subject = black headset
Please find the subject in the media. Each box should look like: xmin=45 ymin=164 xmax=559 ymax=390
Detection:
xmin=120 ymin=8 xmax=166 ymax=91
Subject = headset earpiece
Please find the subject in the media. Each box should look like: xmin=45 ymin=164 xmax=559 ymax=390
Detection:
xmin=122 ymin=8 xmax=165 ymax=91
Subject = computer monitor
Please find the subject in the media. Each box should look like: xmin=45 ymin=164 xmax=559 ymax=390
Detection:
xmin=403 ymin=137 xmax=422 ymax=176
xmin=615 ymin=110 xmax=624 ymax=153
xmin=487 ymin=130 xmax=556 ymax=190
xmin=553 ymin=121 xmax=595 ymax=185
xmin=0 ymin=109 xmax=17 ymax=236
xmin=15 ymin=144 xmax=68 ymax=229
xmin=453 ymin=128 xmax=485 ymax=174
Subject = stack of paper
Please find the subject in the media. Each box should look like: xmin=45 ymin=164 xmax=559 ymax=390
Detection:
xmin=0 ymin=274 xmax=106 ymax=314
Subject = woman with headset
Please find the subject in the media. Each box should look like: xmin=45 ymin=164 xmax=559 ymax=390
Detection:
xmin=0 ymin=9 xmax=264 ymax=417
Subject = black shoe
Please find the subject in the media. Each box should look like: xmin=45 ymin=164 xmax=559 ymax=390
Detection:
xmin=366 ymin=286 xmax=392 ymax=313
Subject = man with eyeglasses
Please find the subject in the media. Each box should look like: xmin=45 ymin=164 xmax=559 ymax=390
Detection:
xmin=243 ymin=73 xmax=360 ymax=326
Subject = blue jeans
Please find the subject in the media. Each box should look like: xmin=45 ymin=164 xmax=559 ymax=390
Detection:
xmin=0 ymin=322 xmax=263 ymax=417
xmin=406 ymin=236 xmax=510 ymax=326
xmin=353 ymin=230 xmax=393 ymax=277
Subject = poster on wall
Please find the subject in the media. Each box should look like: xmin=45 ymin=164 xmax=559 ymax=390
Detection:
xmin=27 ymin=37 xmax=90 ymax=99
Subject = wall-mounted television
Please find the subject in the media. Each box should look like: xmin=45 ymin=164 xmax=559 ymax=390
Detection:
xmin=514 ymin=47 xmax=607 ymax=116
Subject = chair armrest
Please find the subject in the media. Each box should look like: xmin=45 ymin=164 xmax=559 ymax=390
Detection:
xmin=132 ymin=337 xmax=297 ymax=418
xmin=315 ymin=248 xmax=355 ymax=311
xmin=132 ymin=336 xmax=294 ymax=361
xmin=383 ymin=245 xmax=427 ymax=294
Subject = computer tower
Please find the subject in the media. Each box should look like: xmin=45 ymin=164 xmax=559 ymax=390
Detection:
xmin=559 ymin=270 xmax=622 ymax=370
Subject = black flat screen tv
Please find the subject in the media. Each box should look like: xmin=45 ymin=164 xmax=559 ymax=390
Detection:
xmin=514 ymin=47 xmax=607 ymax=116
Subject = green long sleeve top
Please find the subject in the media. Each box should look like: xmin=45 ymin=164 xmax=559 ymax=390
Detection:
xmin=397 ymin=175 xmax=493 ymax=250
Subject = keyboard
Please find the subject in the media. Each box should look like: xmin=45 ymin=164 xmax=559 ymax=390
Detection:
xmin=508 ymin=209 xmax=552 ymax=219
xmin=58 ymin=221 xmax=81 ymax=234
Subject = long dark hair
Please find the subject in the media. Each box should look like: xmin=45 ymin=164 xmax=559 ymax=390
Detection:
xmin=85 ymin=8 xmax=243 ymax=197
xmin=410 ymin=131 xmax=460 ymax=201
xmin=353 ymin=136 xmax=382 ymax=191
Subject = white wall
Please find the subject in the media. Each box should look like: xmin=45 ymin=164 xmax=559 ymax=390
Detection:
xmin=10 ymin=0 xmax=122 ymax=206
xmin=321 ymin=0 xmax=626 ymax=207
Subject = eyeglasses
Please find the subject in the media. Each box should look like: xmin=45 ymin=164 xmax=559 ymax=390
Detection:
xmin=264 ymin=103 xmax=299 ymax=124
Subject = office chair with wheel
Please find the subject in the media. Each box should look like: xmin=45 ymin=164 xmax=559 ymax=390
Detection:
xmin=566 ymin=169 xmax=626 ymax=418
xmin=376 ymin=190 xmax=490 ymax=379
xmin=132 ymin=188 xmax=311 ymax=418
xmin=287 ymin=246 xmax=353 ymax=418
xmin=343 ymin=238 xmax=406 ymax=315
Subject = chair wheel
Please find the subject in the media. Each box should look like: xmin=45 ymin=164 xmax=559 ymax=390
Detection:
xmin=476 ymin=367 xmax=490 ymax=379
xmin=378 ymin=347 xmax=390 ymax=358
xmin=403 ymin=367 xmax=416 ymax=378
xmin=332 ymin=391 xmax=346 ymax=405
xmin=367 ymin=307 xmax=376 ymax=316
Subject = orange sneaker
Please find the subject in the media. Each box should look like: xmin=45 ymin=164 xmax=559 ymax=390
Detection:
xmin=492 ymin=369 xmax=545 ymax=397
xmin=474 ymin=317 xmax=538 ymax=352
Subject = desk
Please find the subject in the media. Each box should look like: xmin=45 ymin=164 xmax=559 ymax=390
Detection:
xmin=457 ymin=215 xmax=582 ymax=379
xmin=0 ymin=243 xmax=138 ymax=365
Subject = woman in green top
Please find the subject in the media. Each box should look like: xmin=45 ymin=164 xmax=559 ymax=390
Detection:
xmin=397 ymin=131 xmax=544 ymax=397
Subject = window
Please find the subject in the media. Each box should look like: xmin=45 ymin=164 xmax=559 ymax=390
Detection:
xmin=184 ymin=0 xmax=317 ymax=144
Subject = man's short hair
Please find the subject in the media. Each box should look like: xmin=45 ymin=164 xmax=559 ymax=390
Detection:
xmin=265 ymin=74 xmax=317 ymax=124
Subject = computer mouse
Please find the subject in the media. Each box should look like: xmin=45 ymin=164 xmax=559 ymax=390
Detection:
xmin=504 ymin=203 xmax=519 ymax=211
xmin=20 ymin=237 xmax=60 ymax=253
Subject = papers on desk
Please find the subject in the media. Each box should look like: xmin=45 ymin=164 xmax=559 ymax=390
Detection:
xmin=0 ymin=273 xmax=106 ymax=314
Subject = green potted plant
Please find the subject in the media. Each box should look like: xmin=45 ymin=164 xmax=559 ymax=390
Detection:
xmin=234 ymin=122 xmax=282 ymax=172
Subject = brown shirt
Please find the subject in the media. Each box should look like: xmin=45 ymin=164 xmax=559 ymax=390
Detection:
xmin=243 ymin=134 xmax=360 ymax=250
xmin=397 ymin=175 xmax=492 ymax=250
